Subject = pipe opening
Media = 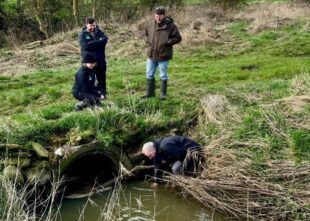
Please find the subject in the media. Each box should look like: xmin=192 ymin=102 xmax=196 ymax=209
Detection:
xmin=61 ymin=153 xmax=117 ymax=196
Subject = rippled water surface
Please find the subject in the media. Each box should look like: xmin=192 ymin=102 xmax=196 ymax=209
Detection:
xmin=57 ymin=181 xmax=226 ymax=221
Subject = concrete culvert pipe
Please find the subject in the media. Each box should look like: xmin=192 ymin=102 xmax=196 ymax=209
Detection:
xmin=58 ymin=142 xmax=132 ymax=197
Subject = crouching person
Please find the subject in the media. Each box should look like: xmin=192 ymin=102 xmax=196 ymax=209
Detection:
xmin=141 ymin=135 xmax=203 ymax=189
xmin=72 ymin=53 xmax=105 ymax=111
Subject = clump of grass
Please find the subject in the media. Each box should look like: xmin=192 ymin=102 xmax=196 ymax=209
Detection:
xmin=290 ymin=72 xmax=310 ymax=95
xmin=199 ymin=94 xmax=238 ymax=126
xmin=166 ymin=170 xmax=310 ymax=221
xmin=0 ymin=171 xmax=62 ymax=221
xmin=292 ymin=130 xmax=310 ymax=162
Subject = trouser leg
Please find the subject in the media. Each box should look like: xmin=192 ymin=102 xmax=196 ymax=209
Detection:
xmin=73 ymin=91 xmax=99 ymax=111
xmin=95 ymin=62 xmax=107 ymax=96
xmin=171 ymin=160 xmax=183 ymax=175
xmin=146 ymin=58 xmax=157 ymax=79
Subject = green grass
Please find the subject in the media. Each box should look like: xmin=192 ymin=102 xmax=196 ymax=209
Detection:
xmin=0 ymin=6 xmax=309 ymax=163
xmin=0 ymin=3 xmax=309 ymax=221
xmin=292 ymin=130 xmax=310 ymax=162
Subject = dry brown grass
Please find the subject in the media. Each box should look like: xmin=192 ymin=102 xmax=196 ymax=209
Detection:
xmin=164 ymin=133 xmax=310 ymax=220
xmin=0 ymin=33 xmax=80 ymax=76
xmin=183 ymin=89 xmax=310 ymax=220
xmin=199 ymin=95 xmax=239 ymax=126
xmin=274 ymin=73 xmax=310 ymax=129
xmin=1 ymin=2 xmax=308 ymax=76
xmin=166 ymin=170 xmax=310 ymax=220
xmin=170 ymin=6 xmax=232 ymax=48
xmin=280 ymin=94 xmax=310 ymax=114
xmin=235 ymin=2 xmax=310 ymax=33
xmin=0 ymin=172 xmax=63 ymax=221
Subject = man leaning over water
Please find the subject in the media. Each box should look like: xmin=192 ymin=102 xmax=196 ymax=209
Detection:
xmin=142 ymin=136 xmax=203 ymax=189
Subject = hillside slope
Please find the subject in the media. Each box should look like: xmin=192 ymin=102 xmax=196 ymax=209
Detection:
xmin=0 ymin=1 xmax=310 ymax=220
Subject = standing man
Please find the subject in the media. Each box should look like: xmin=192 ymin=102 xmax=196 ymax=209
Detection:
xmin=142 ymin=136 xmax=203 ymax=188
xmin=79 ymin=17 xmax=108 ymax=99
xmin=142 ymin=6 xmax=182 ymax=100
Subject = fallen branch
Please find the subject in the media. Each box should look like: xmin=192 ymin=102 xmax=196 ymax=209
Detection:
xmin=102 ymin=165 xmax=154 ymax=188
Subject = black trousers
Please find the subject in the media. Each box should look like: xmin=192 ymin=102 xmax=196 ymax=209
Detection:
xmin=73 ymin=91 xmax=100 ymax=105
xmin=95 ymin=61 xmax=107 ymax=95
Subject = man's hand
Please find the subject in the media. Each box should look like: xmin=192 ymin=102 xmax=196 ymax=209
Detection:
xmin=150 ymin=182 xmax=159 ymax=189
xmin=100 ymin=95 xmax=106 ymax=100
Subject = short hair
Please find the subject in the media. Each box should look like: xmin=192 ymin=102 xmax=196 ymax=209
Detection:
xmin=142 ymin=142 xmax=155 ymax=154
xmin=155 ymin=6 xmax=165 ymax=15
xmin=86 ymin=17 xmax=96 ymax=24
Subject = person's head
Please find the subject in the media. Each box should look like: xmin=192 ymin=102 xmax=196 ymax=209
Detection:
xmin=154 ymin=6 xmax=165 ymax=24
xmin=82 ymin=53 xmax=97 ymax=69
xmin=85 ymin=17 xmax=96 ymax=32
xmin=142 ymin=142 xmax=156 ymax=160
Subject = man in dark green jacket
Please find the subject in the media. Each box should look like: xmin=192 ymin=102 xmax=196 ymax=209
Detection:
xmin=142 ymin=6 xmax=182 ymax=100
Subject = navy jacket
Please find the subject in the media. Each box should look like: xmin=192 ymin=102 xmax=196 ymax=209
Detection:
xmin=72 ymin=66 xmax=101 ymax=97
xmin=79 ymin=27 xmax=108 ymax=64
xmin=153 ymin=136 xmax=200 ymax=178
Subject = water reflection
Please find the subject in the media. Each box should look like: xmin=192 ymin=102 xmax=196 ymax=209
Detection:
xmin=57 ymin=181 xmax=224 ymax=221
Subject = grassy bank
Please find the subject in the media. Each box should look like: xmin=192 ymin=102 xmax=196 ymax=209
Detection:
xmin=0 ymin=1 xmax=310 ymax=220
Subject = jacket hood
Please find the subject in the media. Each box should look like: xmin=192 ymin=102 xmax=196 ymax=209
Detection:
xmin=165 ymin=17 xmax=174 ymax=25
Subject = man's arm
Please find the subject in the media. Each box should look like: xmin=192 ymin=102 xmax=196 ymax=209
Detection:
xmin=145 ymin=26 xmax=150 ymax=45
xmin=88 ymin=30 xmax=108 ymax=47
xmin=167 ymin=24 xmax=181 ymax=46
xmin=151 ymin=159 xmax=163 ymax=189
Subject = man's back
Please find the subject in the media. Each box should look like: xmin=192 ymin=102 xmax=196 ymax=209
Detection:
xmin=154 ymin=136 xmax=200 ymax=163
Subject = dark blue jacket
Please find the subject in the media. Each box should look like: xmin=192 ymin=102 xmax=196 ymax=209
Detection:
xmin=72 ymin=66 xmax=101 ymax=97
xmin=79 ymin=27 xmax=108 ymax=64
xmin=153 ymin=136 xmax=200 ymax=178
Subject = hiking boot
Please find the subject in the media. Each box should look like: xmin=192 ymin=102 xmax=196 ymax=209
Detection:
xmin=74 ymin=103 xmax=83 ymax=111
xmin=74 ymin=100 xmax=90 ymax=111
xmin=141 ymin=78 xmax=155 ymax=98
xmin=160 ymin=79 xmax=167 ymax=100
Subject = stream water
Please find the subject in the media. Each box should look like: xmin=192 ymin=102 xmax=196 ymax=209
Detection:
xmin=57 ymin=181 xmax=227 ymax=221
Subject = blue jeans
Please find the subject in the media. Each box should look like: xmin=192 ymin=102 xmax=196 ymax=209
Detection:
xmin=146 ymin=59 xmax=169 ymax=80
